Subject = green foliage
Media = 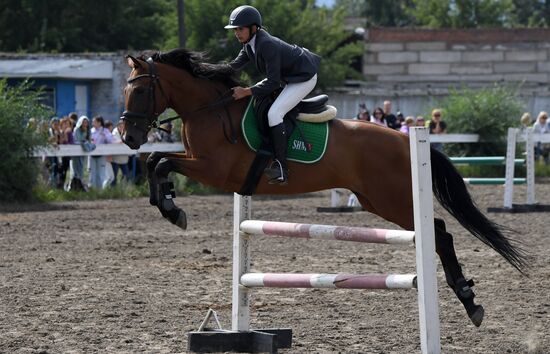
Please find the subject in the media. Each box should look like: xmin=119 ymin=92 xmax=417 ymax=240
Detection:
xmin=437 ymin=85 xmax=524 ymax=156
xmin=32 ymin=171 xmax=217 ymax=203
xmin=0 ymin=79 xmax=52 ymax=202
xmin=409 ymin=0 xmax=517 ymax=28
xmin=512 ymin=0 xmax=550 ymax=27
xmin=0 ymin=0 xmax=170 ymax=52
xmin=161 ymin=0 xmax=363 ymax=89
xmin=33 ymin=179 xmax=149 ymax=202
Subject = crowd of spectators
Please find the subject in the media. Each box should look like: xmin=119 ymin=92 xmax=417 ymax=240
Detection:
xmin=355 ymin=100 xmax=447 ymax=150
xmin=45 ymin=112 xmax=177 ymax=192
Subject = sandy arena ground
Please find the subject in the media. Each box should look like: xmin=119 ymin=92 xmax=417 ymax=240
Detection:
xmin=0 ymin=185 xmax=549 ymax=353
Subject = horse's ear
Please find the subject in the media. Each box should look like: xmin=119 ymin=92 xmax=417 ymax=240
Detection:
xmin=126 ymin=55 xmax=142 ymax=69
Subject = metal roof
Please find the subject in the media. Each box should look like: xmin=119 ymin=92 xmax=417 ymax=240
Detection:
xmin=0 ymin=59 xmax=113 ymax=79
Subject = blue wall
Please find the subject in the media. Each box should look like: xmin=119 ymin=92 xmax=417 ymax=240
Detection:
xmin=8 ymin=78 xmax=90 ymax=117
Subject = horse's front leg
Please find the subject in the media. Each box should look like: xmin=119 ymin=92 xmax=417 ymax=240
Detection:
xmin=154 ymin=156 xmax=209 ymax=230
xmin=146 ymin=152 xmax=167 ymax=207
xmin=146 ymin=152 xmax=187 ymax=206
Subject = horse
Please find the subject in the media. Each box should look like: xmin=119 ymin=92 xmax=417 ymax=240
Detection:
xmin=120 ymin=49 xmax=527 ymax=327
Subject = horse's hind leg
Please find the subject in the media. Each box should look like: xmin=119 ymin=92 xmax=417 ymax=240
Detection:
xmin=435 ymin=218 xmax=484 ymax=327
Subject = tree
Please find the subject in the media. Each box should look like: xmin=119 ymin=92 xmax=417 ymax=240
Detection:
xmin=0 ymin=80 xmax=51 ymax=202
xmin=408 ymin=0 xmax=517 ymax=28
xmin=437 ymin=85 xmax=524 ymax=157
xmin=0 ymin=0 xmax=170 ymax=52
xmin=335 ymin=0 xmax=414 ymax=27
xmin=511 ymin=0 xmax=549 ymax=27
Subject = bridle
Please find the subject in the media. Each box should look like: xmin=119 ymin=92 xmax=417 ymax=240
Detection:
xmin=121 ymin=56 xmax=238 ymax=143
xmin=121 ymin=57 xmax=167 ymax=134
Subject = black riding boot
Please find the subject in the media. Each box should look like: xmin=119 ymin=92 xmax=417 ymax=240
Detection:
xmin=265 ymin=123 xmax=289 ymax=185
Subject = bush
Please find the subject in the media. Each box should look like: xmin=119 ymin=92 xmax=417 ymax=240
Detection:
xmin=0 ymin=79 xmax=52 ymax=202
xmin=437 ymin=85 xmax=524 ymax=157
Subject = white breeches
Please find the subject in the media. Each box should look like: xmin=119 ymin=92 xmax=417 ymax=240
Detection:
xmin=267 ymin=74 xmax=317 ymax=127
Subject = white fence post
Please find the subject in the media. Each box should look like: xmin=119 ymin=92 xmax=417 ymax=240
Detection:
xmin=503 ymin=128 xmax=518 ymax=209
xmin=525 ymin=129 xmax=536 ymax=206
xmin=232 ymin=193 xmax=252 ymax=331
xmin=409 ymin=127 xmax=441 ymax=354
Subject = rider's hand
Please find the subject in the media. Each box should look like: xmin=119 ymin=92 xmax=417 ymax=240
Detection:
xmin=232 ymin=86 xmax=252 ymax=100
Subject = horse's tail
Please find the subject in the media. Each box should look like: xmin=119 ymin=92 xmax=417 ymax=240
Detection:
xmin=430 ymin=148 xmax=529 ymax=272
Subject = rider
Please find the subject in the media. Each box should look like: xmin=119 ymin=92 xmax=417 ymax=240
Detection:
xmin=225 ymin=5 xmax=321 ymax=185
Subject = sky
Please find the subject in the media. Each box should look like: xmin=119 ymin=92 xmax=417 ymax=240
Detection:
xmin=316 ymin=0 xmax=335 ymax=7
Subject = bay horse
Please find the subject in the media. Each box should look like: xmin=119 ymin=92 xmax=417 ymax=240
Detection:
xmin=121 ymin=49 xmax=527 ymax=327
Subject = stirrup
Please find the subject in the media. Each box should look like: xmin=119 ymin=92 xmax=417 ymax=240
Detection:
xmin=265 ymin=160 xmax=288 ymax=185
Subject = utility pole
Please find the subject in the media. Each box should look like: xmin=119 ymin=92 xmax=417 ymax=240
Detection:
xmin=177 ymin=0 xmax=186 ymax=47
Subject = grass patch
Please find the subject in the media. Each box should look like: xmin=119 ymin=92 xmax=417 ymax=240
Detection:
xmin=455 ymin=160 xmax=550 ymax=178
xmin=32 ymin=173 xmax=221 ymax=203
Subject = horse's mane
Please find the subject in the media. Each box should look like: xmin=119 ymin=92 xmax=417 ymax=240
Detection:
xmin=139 ymin=49 xmax=241 ymax=88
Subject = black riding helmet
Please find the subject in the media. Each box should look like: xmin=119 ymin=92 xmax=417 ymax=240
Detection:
xmin=224 ymin=5 xmax=262 ymax=29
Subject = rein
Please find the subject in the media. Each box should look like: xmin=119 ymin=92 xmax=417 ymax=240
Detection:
xmin=121 ymin=57 xmax=238 ymax=144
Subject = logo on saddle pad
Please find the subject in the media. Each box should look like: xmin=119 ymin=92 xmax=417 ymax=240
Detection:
xmin=241 ymin=100 xmax=328 ymax=164
xmin=292 ymin=139 xmax=312 ymax=152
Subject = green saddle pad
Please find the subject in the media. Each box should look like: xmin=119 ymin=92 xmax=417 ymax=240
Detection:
xmin=241 ymin=100 xmax=329 ymax=164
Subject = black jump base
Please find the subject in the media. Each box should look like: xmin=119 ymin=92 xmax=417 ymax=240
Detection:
xmin=487 ymin=204 xmax=550 ymax=213
xmin=316 ymin=206 xmax=364 ymax=213
xmin=188 ymin=328 xmax=292 ymax=354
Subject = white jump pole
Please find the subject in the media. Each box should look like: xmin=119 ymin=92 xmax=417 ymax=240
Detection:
xmin=232 ymin=194 xmax=251 ymax=331
xmin=525 ymin=129 xmax=536 ymax=205
xmin=409 ymin=127 xmax=441 ymax=354
xmin=503 ymin=128 xmax=518 ymax=209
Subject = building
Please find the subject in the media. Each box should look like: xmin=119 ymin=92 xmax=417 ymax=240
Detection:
xmin=330 ymin=28 xmax=550 ymax=118
xmin=0 ymin=52 xmax=130 ymax=120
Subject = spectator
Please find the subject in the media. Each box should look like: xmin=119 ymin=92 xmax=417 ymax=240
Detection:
xmin=396 ymin=111 xmax=405 ymax=127
xmin=68 ymin=112 xmax=78 ymax=127
xmin=90 ymin=115 xmax=113 ymax=189
xmin=356 ymin=103 xmax=370 ymax=122
xmin=356 ymin=103 xmax=368 ymax=119
xmin=416 ymin=116 xmax=426 ymax=127
xmin=70 ymin=116 xmax=91 ymax=191
xmin=428 ymin=109 xmax=447 ymax=152
xmin=148 ymin=122 xmax=176 ymax=143
xmin=370 ymin=107 xmax=387 ymax=127
xmin=357 ymin=110 xmax=370 ymax=122
xmin=533 ymin=111 xmax=550 ymax=164
xmin=383 ymin=100 xmax=400 ymax=130
xmin=159 ymin=122 xmax=175 ymax=142
xmin=47 ymin=117 xmax=62 ymax=187
xmin=103 ymin=120 xmax=115 ymax=186
xmin=400 ymin=116 xmax=416 ymax=135
xmin=110 ymin=120 xmax=130 ymax=186
xmin=58 ymin=117 xmax=74 ymax=190
xmin=520 ymin=112 xmax=532 ymax=132
xmin=105 ymin=120 xmax=114 ymax=132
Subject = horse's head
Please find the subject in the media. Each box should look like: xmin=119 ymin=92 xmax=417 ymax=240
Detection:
xmin=121 ymin=55 xmax=169 ymax=149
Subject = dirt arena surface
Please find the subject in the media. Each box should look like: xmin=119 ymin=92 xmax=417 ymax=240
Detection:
xmin=1 ymin=185 xmax=549 ymax=353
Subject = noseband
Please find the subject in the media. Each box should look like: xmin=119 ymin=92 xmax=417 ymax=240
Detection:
xmin=121 ymin=57 xmax=166 ymax=134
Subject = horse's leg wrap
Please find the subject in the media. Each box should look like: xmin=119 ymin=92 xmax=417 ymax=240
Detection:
xmin=435 ymin=218 xmax=484 ymax=327
xmin=146 ymin=152 xmax=167 ymax=206
xmin=155 ymin=158 xmax=187 ymax=229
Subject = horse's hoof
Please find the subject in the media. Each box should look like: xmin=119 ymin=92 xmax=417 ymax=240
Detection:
xmin=468 ymin=305 xmax=484 ymax=327
xmin=175 ymin=210 xmax=187 ymax=230
xmin=149 ymin=197 xmax=158 ymax=206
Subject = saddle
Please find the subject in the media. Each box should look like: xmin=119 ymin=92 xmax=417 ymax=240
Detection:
xmin=296 ymin=95 xmax=337 ymax=123
xmin=239 ymin=93 xmax=334 ymax=196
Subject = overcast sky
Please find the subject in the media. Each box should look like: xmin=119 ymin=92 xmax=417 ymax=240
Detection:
xmin=316 ymin=0 xmax=335 ymax=7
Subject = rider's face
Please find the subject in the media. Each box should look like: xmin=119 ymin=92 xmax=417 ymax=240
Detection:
xmin=234 ymin=27 xmax=251 ymax=43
